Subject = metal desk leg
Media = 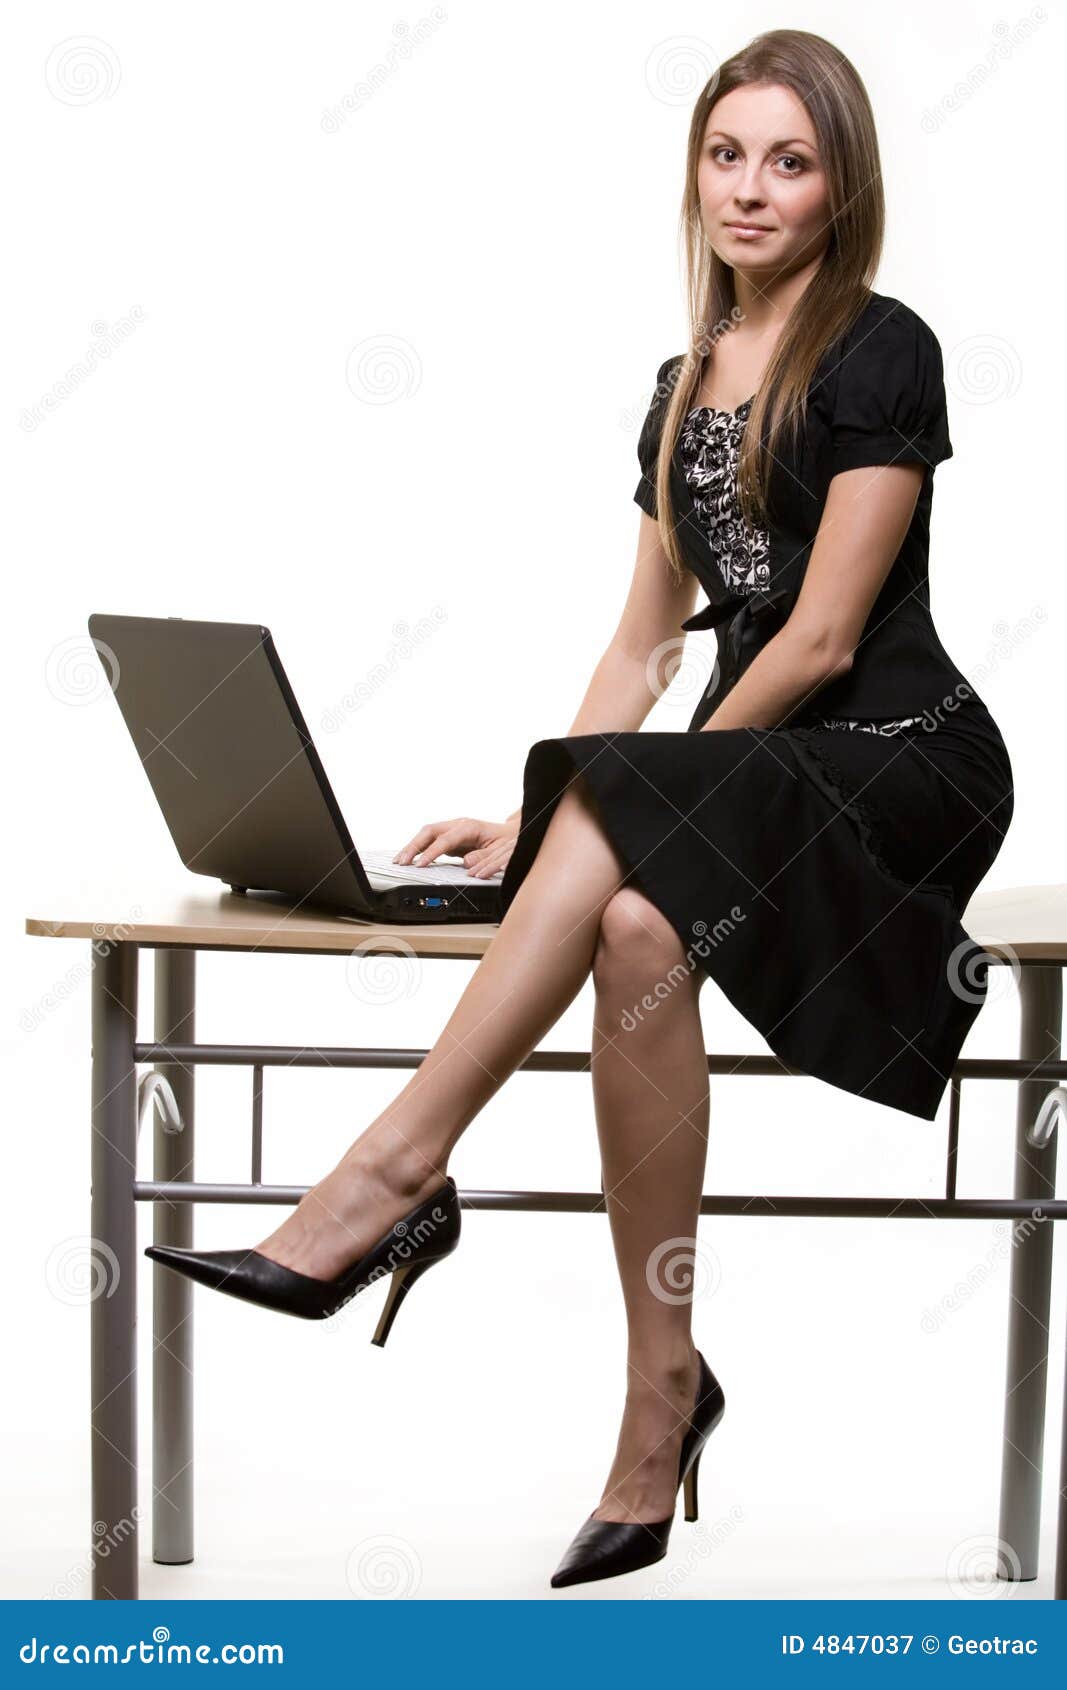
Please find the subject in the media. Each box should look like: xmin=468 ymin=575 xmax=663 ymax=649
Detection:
xmin=997 ymin=963 xmax=1062 ymax=1582
xmin=1057 ymin=1288 xmax=1067 ymax=1600
xmin=152 ymin=949 xmax=196 ymax=1565
xmin=90 ymin=941 xmax=140 ymax=1600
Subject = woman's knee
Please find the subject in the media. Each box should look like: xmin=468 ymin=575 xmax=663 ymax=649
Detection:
xmin=593 ymin=886 xmax=693 ymax=998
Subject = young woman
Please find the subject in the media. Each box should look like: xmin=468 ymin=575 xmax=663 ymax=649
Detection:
xmin=148 ymin=28 xmax=1015 ymax=1589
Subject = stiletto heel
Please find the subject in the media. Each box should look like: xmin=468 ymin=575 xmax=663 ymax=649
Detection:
xmin=550 ymin=1350 xmax=725 ymax=1588
xmin=145 ymin=1175 xmax=461 ymax=1328
xmin=371 ymin=1256 xmax=439 ymax=1347
xmin=682 ymin=1447 xmax=700 ymax=1522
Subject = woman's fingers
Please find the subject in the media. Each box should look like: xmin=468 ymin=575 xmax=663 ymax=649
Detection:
xmin=465 ymin=838 xmax=516 ymax=878
xmin=394 ymin=818 xmax=489 ymax=866
xmin=393 ymin=823 xmax=442 ymax=864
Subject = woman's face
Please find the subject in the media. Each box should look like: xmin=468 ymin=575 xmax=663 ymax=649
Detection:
xmin=697 ymin=81 xmax=830 ymax=278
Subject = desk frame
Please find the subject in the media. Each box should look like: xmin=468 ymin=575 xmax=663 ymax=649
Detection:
xmin=84 ymin=939 xmax=1066 ymax=1600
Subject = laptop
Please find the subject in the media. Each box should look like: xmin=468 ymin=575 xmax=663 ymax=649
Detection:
xmin=87 ymin=614 xmax=505 ymax=924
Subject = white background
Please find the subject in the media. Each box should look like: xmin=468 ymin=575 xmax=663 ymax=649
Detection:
xmin=5 ymin=0 xmax=1064 ymax=1600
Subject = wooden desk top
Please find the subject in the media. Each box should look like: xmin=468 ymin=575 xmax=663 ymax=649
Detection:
xmin=24 ymin=882 xmax=1067 ymax=963
xmin=24 ymin=885 xmax=499 ymax=958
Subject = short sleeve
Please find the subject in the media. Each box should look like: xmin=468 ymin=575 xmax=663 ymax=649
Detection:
xmin=829 ymin=306 xmax=953 ymax=476
xmin=634 ymin=354 xmax=683 ymax=518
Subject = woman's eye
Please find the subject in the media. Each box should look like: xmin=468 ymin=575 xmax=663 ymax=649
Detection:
xmin=708 ymin=144 xmax=806 ymax=174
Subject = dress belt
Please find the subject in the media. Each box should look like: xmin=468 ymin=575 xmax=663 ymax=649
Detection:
xmin=680 ymin=584 xmax=795 ymax=703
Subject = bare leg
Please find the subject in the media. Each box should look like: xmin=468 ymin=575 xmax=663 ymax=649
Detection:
xmin=586 ymin=886 xmax=711 ymax=1524
xmin=255 ymin=777 xmax=630 ymax=1278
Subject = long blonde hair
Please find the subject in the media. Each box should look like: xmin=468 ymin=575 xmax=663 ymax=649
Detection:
xmin=655 ymin=28 xmax=885 ymax=584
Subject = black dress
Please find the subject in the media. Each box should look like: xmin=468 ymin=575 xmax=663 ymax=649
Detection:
xmin=498 ymin=298 xmax=1015 ymax=1120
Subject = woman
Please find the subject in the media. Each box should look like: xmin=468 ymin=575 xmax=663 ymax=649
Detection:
xmin=147 ymin=28 xmax=1015 ymax=1589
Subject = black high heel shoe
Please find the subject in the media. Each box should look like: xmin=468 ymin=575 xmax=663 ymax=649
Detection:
xmin=145 ymin=1175 xmax=461 ymax=1346
xmin=549 ymin=1350 xmax=725 ymax=1589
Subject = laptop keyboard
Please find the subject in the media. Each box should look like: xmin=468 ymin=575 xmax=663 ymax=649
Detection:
xmin=360 ymin=847 xmax=504 ymax=887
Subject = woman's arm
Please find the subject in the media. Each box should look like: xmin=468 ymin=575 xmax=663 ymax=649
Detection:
xmin=699 ymin=461 xmax=926 ymax=732
xmin=501 ymin=511 xmax=701 ymax=824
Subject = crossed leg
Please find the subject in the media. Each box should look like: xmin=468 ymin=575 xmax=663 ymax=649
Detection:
xmin=254 ymin=770 xmax=714 ymax=1525
xmin=254 ymin=773 xmax=631 ymax=1277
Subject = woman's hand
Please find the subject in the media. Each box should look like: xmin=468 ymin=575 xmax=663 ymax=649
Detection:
xmin=393 ymin=815 xmax=520 ymax=879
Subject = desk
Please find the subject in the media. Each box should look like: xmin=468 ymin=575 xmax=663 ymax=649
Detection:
xmin=25 ymin=882 xmax=1067 ymax=1599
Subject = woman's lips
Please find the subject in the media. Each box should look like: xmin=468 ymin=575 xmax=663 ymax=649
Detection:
xmin=724 ymin=223 xmax=773 ymax=239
